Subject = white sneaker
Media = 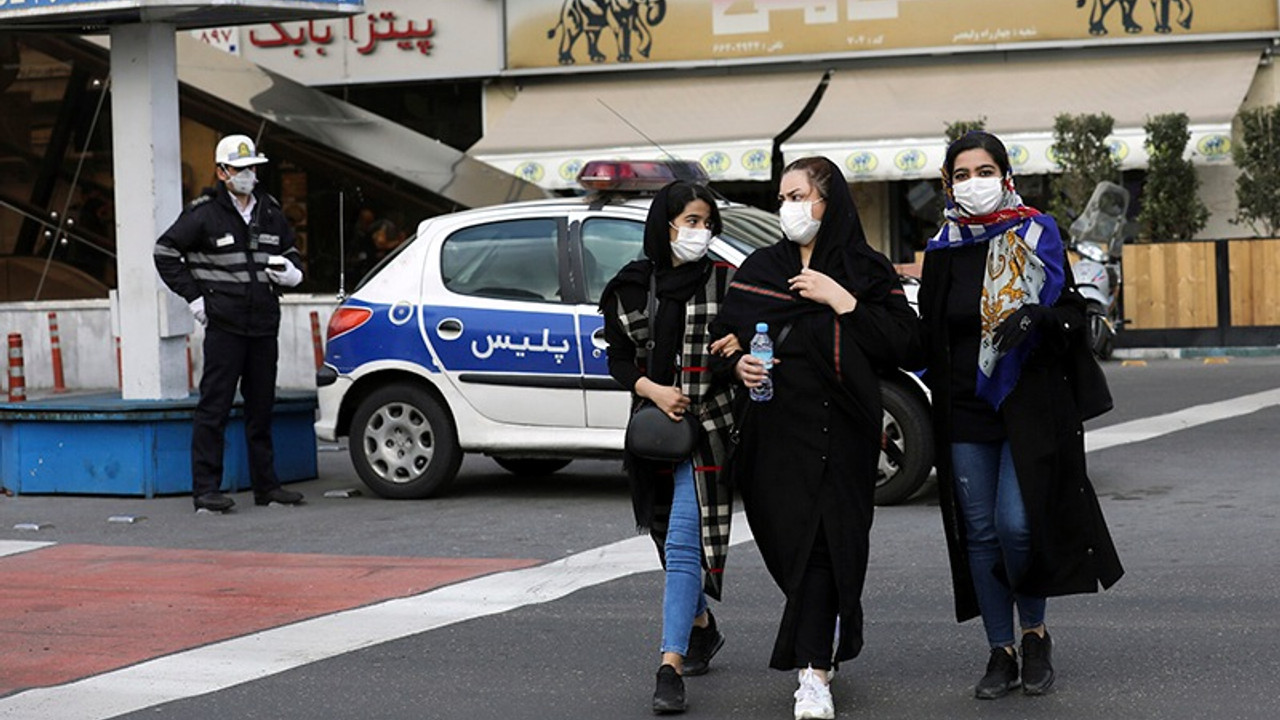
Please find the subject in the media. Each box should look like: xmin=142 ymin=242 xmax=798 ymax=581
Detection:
xmin=794 ymin=665 xmax=835 ymax=720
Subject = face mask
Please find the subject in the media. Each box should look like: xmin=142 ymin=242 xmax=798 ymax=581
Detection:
xmin=226 ymin=168 xmax=257 ymax=196
xmin=669 ymin=225 xmax=712 ymax=264
xmin=952 ymin=176 xmax=1005 ymax=217
xmin=779 ymin=201 xmax=821 ymax=246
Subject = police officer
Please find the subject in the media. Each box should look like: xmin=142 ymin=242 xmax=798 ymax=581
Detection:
xmin=154 ymin=134 xmax=305 ymax=512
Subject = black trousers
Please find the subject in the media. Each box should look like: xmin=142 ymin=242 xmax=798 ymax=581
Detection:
xmin=191 ymin=327 xmax=281 ymax=499
xmin=793 ymin=527 xmax=840 ymax=671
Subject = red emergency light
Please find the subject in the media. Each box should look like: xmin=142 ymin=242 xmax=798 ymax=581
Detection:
xmin=577 ymin=160 xmax=709 ymax=193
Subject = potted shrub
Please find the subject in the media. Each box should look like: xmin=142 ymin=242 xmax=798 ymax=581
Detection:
xmin=1138 ymin=112 xmax=1208 ymax=242
xmin=1049 ymin=112 xmax=1121 ymax=224
xmin=1233 ymin=104 xmax=1280 ymax=237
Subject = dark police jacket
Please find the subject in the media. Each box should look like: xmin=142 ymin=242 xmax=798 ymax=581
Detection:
xmin=154 ymin=183 xmax=301 ymax=337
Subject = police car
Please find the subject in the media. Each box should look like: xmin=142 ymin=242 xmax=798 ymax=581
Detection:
xmin=315 ymin=161 xmax=933 ymax=505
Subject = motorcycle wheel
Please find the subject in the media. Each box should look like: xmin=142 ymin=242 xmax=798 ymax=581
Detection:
xmin=1086 ymin=303 xmax=1114 ymax=360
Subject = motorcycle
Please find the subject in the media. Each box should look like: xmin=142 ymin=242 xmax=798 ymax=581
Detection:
xmin=1067 ymin=181 xmax=1132 ymax=360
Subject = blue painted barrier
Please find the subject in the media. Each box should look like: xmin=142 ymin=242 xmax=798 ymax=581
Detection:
xmin=0 ymin=391 xmax=317 ymax=497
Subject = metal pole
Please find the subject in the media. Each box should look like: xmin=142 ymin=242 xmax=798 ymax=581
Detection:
xmin=337 ymin=190 xmax=346 ymax=300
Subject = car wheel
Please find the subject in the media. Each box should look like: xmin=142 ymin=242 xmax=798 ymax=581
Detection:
xmin=348 ymin=383 xmax=462 ymax=499
xmin=493 ymin=458 xmax=573 ymax=476
xmin=875 ymin=381 xmax=934 ymax=506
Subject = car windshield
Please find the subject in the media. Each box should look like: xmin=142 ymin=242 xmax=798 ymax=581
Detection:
xmin=719 ymin=206 xmax=781 ymax=255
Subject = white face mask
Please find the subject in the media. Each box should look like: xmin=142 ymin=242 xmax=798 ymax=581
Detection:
xmin=226 ymin=168 xmax=258 ymax=196
xmin=779 ymin=200 xmax=821 ymax=246
xmin=952 ymin=176 xmax=1005 ymax=217
xmin=669 ymin=225 xmax=712 ymax=264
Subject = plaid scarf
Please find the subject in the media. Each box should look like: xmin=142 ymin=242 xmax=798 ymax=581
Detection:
xmin=615 ymin=262 xmax=735 ymax=599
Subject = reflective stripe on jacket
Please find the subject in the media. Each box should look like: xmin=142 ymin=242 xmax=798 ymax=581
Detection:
xmin=154 ymin=184 xmax=300 ymax=337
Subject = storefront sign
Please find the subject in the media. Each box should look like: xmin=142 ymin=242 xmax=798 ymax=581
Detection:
xmin=0 ymin=0 xmax=360 ymax=26
xmin=199 ymin=0 xmax=502 ymax=84
xmin=480 ymin=125 xmax=1235 ymax=190
xmin=506 ymin=0 xmax=1278 ymax=71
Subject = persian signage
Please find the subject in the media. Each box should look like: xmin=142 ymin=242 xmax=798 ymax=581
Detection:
xmin=506 ymin=0 xmax=1278 ymax=70
xmin=194 ymin=0 xmax=502 ymax=84
xmin=0 ymin=0 xmax=361 ymax=29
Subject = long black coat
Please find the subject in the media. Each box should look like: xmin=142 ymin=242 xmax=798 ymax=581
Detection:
xmin=722 ymin=242 xmax=919 ymax=669
xmin=918 ymin=245 xmax=1124 ymax=623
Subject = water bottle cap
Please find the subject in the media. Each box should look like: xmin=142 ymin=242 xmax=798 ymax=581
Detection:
xmin=755 ymin=322 xmax=768 ymax=333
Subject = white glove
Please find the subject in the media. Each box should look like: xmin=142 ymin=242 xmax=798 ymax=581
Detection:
xmin=188 ymin=297 xmax=207 ymax=327
xmin=266 ymin=256 xmax=303 ymax=287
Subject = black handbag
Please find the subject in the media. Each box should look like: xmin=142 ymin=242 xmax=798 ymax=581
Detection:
xmin=1069 ymin=331 xmax=1114 ymax=421
xmin=625 ymin=401 xmax=699 ymax=461
xmin=624 ymin=271 xmax=698 ymax=461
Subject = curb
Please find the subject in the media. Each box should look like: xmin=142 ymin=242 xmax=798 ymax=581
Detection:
xmin=1113 ymin=346 xmax=1280 ymax=360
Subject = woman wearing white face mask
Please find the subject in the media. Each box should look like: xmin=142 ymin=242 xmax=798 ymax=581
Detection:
xmin=599 ymin=180 xmax=739 ymax=714
xmin=917 ymin=132 xmax=1123 ymax=701
xmin=713 ymin=157 xmax=919 ymax=720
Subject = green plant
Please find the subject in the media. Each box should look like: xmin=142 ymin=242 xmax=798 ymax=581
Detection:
xmin=1049 ymin=113 xmax=1120 ymax=223
xmin=1233 ymin=104 xmax=1280 ymax=237
xmin=945 ymin=118 xmax=987 ymax=144
xmin=1138 ymin=113 xmax=1208 ymax=241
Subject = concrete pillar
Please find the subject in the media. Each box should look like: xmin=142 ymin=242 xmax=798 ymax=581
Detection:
xmin=109 ymin=23 xmax=189 ymax=400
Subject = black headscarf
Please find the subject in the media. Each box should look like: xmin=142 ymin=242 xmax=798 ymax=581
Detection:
xmin=598 ymin=181 xmax=715 ymax=385
xmin=713 ymin=156 xmax=903 ymax=346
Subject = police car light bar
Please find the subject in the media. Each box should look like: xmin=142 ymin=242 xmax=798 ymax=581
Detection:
xmin=577 ymin=160 xmax=709 ymax=192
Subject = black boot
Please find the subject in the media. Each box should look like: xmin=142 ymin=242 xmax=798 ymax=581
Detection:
xmin=683 ymin=611 xmax=725 ymax=676
xmin=652 ymin=664 xmax=686 ymax=714
xmin=974 ymin=647 xmax=1020 ymax=699
xmin=1021 ymin=631 xmax=1055 ymax=695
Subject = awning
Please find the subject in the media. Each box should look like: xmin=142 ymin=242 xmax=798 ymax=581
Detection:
xmin=471 ymin=71 xmax=828 ymax=189
xmin=785 ymin=46 xmax=1263 ymax=180
xmin=476 ymin=46 xmax=1262 ymax=188
xmin=84 ymin=34 xmax=548 ymax=209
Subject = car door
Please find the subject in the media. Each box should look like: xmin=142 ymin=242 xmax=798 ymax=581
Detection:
xmin=422 ymin=215 xmax=586 ymax=428
xmin=571 ymin=211 xmax=646 ymax=429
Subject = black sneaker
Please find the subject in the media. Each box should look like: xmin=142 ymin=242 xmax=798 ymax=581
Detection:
xmin=652 ymin=664 xmax=686 ymax=715
xmin=975 ymin=647 xmax=1020 ymax=699
xmin=1021 ymin=631 xmax=1055 ymax=695
xmin=683 ymin=611 xmax=725 ymax=677
xmin=193 ymin=492 xmax=235 ymax=512
xmin=255 ymin=487 xmax=304 ymax=506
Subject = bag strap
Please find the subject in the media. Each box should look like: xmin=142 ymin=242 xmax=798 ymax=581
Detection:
xmin=643 ymin=267 xmax=679 ymax=390
xmin=775 ymin=321 xmax=794 ymax=350
xmin=645 ymin=268 xmax=657 ymax=352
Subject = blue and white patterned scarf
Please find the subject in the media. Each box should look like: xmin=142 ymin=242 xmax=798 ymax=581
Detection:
xmin=926 ymin=175 xmax=1066 ymax=409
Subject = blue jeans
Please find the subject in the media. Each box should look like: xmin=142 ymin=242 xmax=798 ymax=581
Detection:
xmin=660 ymin=460 xmax=709 ymax=656
xmin=951 ymin=442 xmax=1046 ymax=648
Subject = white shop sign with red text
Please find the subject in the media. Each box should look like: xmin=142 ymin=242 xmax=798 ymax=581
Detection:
xmin=192 ymin=0 xmax=502 ymax=85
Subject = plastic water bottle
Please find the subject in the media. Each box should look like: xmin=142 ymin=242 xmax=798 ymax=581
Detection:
xmin=749 ymin=322 xmax=773 ymax=402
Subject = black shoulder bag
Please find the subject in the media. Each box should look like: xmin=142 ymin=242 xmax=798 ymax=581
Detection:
xmin=624 ymin=272 xmax=700 ymax=461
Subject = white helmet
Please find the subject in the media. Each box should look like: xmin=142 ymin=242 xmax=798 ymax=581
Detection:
xmin=214 ymin=134 xmax=268 ymax=168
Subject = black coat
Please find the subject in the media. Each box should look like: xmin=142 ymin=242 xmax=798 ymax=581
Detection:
xmin=918 ymin=244 xmax=1124 ymax=623
xmin=154 ymin=184 xmax=300 ymax=337
xmin=719 ymin=240 xmax=919 ymax=669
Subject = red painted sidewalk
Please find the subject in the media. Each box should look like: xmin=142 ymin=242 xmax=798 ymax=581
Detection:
xmin=0 ymin=544 xmax=537 ymax=697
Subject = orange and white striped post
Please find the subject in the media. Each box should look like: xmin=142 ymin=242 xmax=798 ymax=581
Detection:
xmin=8 ymin=333 xmax=26 ymax=402
xmin=310 ymin=311 xmax=325 ymax=370
xmin=47 ymin=312 xmax=66 ymax=393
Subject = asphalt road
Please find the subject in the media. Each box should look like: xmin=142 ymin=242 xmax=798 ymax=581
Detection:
xmin=2 ymin=356 xmax=1278 ymax=719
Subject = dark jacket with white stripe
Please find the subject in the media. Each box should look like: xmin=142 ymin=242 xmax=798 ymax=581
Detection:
xmin=154 ymin=183 xmax=300 ymax=337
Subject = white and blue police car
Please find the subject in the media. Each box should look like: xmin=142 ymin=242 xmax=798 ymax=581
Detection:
xmin=315 ymin=161 xmax=933 ymax=504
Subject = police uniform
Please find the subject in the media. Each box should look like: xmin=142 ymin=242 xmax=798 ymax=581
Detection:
xmin=154 ymin=183 xmax=303 ymax=505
